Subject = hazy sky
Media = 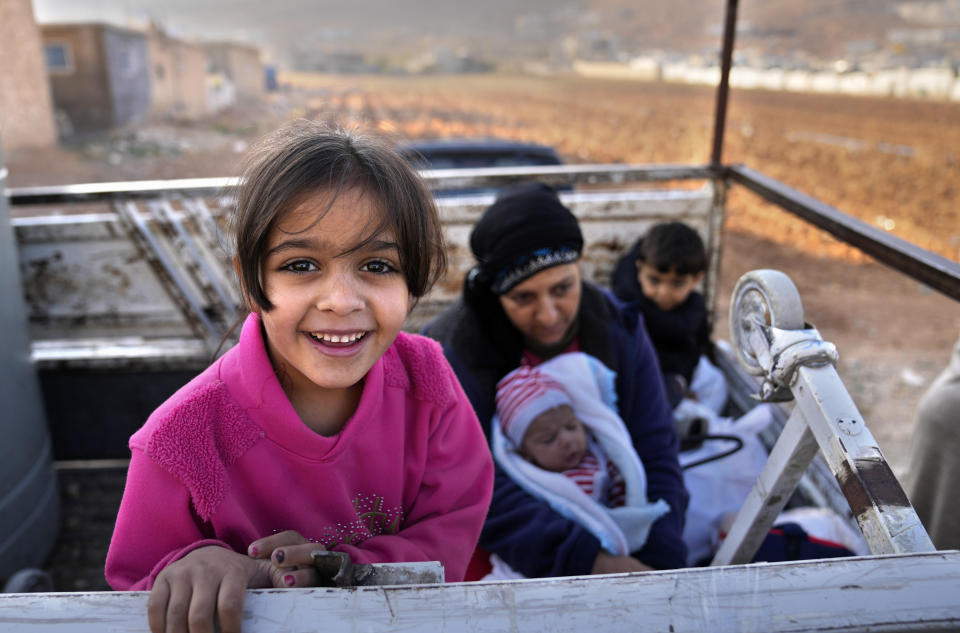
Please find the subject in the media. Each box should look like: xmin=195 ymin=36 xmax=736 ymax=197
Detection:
xmin=32 ymin=0 xmax=583 ymax=63
xmin=31 ymin=0 xmax=571 ymax=40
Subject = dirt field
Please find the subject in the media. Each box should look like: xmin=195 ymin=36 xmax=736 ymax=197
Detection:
xmin=7 ymin=73 xmax=959 ymax=480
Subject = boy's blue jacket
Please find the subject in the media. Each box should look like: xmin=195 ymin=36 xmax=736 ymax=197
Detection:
xmin=423 ymin=282 xmax=689 ymax=576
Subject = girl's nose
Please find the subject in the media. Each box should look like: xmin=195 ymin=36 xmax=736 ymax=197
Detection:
xmin=316 ymin=271 xmax=364 ymax=314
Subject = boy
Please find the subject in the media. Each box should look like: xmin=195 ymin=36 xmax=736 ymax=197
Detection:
xmin=611 ymin=221 xmax=725 ymax=414
xmin=489 ymin=352 xmax=670 ymax=578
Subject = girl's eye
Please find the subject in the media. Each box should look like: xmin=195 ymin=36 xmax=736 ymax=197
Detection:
xmin=550 ymin=284 xmax=570 ymax=297
xmin=280 ymin=259 xmax=317 ymax=273
xmin=507 ymin=293 xmax=534 ymax=306
xmin=362 ymin=259 xmax=398 ymax=274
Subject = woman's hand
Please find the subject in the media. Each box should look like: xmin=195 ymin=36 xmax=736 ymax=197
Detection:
xmin=247 ymin=530 xmax=324 ymax=588
xmin=147 ymin=545 xmax=272 ymax=633
xmin=591 ymin=551 xmax=654 ymax=575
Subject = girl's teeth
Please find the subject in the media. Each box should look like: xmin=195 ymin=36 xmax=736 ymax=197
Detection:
xmin=312 ymin=332 xmax=364 ymax=343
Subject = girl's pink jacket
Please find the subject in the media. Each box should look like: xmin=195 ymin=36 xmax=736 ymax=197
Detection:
xmin=105 ymin=313 xmax=493 ymax=589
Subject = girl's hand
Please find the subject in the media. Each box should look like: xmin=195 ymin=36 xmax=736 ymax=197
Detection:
xmin=247 ymin=530 xmax=324 ymax=588
xmin=147 ymin=545 xmax=273 ymax=633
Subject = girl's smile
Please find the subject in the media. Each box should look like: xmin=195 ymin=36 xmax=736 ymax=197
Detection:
xmin=304 ymin=329 xmax=368 ymax=355
xmin=255 ymin=187 xmax=411 ymax=434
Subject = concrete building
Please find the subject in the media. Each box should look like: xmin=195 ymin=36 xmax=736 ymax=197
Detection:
xmin=203 ymin=41 xmax=264 ymax=103
xmin=147 ymin=25 xmax=208 ymax=120
xmin=0 ymin=0 xmax=57 ymax=150
xmin=41 ymin=23 xmax=151 ymax=134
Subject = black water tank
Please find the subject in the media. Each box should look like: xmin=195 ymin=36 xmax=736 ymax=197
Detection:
xmin=0 ymin=138 xmax=60 ymax=585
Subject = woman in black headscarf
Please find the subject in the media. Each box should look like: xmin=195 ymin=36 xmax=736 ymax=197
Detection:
xmin=423 ymin=183 xmax=688 ymax=577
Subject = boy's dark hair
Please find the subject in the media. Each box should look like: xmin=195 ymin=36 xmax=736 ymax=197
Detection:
xmin=636 ymin=221 xmax=707 ymax=276
xmin=231 ymin=120 xmax=446 ymax=311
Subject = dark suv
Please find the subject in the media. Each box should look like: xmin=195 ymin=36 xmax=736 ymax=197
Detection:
xmin=399 ymin=138 xmax=564 ymax=170
xmin=399 ymin=138 xmax=566 ymax=196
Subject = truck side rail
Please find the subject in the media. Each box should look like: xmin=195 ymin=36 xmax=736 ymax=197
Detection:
xmin=724 ymin=164 xmax=960 ymax=302
xmin=6 ymin=164 xmax=714 ymax=206
xmin=8 ymin=165 xmax=720 ymax=367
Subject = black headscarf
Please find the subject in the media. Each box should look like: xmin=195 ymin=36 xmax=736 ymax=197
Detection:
xmin=459 ymin=183 xmax=584 ymax=357
xmin=468 ymin=182 xmax=583 ymax=295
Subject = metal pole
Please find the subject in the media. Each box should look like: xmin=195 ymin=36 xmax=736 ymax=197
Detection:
xmin=710 ymin=0 xmax=739 ymax=168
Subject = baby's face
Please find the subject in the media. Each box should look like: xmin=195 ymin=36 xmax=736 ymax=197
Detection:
xmin=637 ymin=262 xmax=703 ymax=312
xmin=520 ymin=405 xmax=588 ymax=472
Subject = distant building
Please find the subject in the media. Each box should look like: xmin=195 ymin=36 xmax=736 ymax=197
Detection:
xmin=147 ymin=25 xmax=208 ymax=120
xmin=0 ymin=0 xmax=57 ymax=149
xmin=301 ymin=52 xmax=379 ymax=74
xmin=203 ymin=41 xmax=264 ymax=103
xmin=41 ymin=23 xmax=151 ymax=134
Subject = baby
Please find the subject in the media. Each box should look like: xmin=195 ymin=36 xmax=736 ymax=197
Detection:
xmin=490 ymin=351 xmax=670 ymax=577
xmin=502 ymin=374 xmax=624 ymax=506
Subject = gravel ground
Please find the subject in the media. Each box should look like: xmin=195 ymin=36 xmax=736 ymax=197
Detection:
xmin=44 ymin=466 xmax=126 ymax=592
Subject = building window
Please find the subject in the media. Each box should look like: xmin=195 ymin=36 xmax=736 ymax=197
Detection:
xmin=44 ymin=43 xmax=74 ymax=74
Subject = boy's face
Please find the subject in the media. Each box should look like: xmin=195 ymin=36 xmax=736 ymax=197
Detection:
xmin=520 ymin=404 xmax=588 ymax=472
xmin=637 ymin=262 xmax=703 ymax=312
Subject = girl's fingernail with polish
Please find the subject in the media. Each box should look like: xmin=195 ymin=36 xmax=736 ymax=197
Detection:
xmin=274 ymin=550 xmax=285 ymax=564
xmin=284 ymin=574 xmax=295 ymax=587
xmin=249 ymin=546 xmax=258 ymax=557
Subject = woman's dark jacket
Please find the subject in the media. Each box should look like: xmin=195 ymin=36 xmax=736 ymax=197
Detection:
xmin=422 ymin=281 xmax=689 ymax=576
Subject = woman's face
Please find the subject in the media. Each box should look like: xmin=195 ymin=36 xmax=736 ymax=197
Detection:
xmin=498 ymin=263 xmax=582 ymax=348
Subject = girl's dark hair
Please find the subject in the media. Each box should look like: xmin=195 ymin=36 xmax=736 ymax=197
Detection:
xmin=636 ymin=221 xmax=707 ymax=276
xmin=231 ymin=120 xmax=446 ymax=311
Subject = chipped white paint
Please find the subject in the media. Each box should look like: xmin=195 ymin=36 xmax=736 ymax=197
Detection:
xmin=2 ymin=552 xmax=958 ymax=632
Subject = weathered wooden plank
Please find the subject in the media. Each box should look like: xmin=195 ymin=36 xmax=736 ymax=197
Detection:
xmin=2 ymin=552 xmax=958 ymax=632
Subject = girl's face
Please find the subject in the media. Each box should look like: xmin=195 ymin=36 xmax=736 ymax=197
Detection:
xmin=520 ymin=405 xmax=587 ymax=472
xmin=256 ymin=187 xmax=411 ymax=417
xmin=498 ymin=263 xmax=582 ymax=348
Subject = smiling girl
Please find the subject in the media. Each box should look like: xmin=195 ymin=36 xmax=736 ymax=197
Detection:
xmin=105 ymin=121 xmax=493 ymax=633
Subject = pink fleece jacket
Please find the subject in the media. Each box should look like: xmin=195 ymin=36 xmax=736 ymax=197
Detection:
xmin=105 ymin=313 xmax=493 ymax=589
